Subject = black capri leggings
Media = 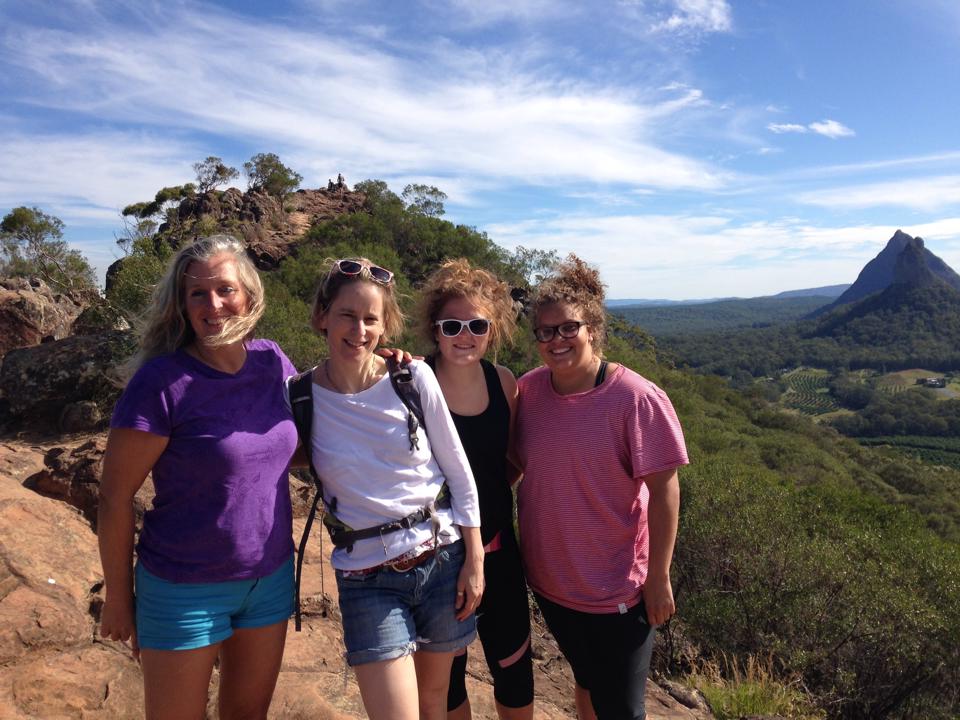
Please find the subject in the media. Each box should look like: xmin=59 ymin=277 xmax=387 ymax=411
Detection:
xmin=447 ymin=530 xmax=533 ymax=710
xmin=534 ymin=591 xmax=655 ymax=720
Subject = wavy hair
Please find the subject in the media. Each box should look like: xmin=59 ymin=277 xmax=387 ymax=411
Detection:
xmin=312 ymin=257 xmax=404 ymax=343
xmin=126 ymin=235 xmax=264 ymax=375
xmin=531 ymin=253 xmax=607 ymax=353
xmin=417 ymin=258 xmax=516 ymax=355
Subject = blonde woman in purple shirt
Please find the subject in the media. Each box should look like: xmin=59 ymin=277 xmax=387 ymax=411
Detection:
xmin=98 ymin=236 xmax=299 ymax=719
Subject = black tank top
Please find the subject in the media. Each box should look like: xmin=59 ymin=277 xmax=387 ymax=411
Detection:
xmin=427 ymin=357 xmax=513 ymax=546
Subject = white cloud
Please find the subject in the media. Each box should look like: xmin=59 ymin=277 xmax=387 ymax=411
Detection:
xmin=797 ymin=175 xmax=960 ymax=211
xmin=651 ymin=0 xmax=733 ymax=34
xmin=1 ymin=6 xmax=725 ymax=194
xmin=767 ymin=123 xmax=808 ymax=134
xmin=445 ymin=0 xmax=569 ymax=25
xmin=0 ymin=131 xmax=197 ymax=219
xmin=767 ymin=118 xmax=855 ymax=138
xmin=486 ymin=212 xmax=960 ymax=298
xmin=808 ymin=119 xmax=855 ymax=139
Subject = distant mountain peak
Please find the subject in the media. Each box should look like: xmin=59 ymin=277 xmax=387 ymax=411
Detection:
xmin=892 ymin=236 xmax=938 ymax=287
xmin=815 ymin=230 xmax=960 ymax=314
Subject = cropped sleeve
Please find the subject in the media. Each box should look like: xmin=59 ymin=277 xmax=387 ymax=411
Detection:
xmin=110 ymin=363 xmax=173 ymax=437
xmin=410 ymin=361 xmax=481 ymax=528
xmin=628 ymin=383 xmax=689 ymax=479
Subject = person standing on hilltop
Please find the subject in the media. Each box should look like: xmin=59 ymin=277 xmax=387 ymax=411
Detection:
xmin=514 ymin=254 xmax=688 ymax=720
xmin=293 ymin=257 xmax=484 ymax=720
xmin=417 ymin=259 xmax=534 ymax=720
xmin=98 ymin=235 xmax=299 ymax=719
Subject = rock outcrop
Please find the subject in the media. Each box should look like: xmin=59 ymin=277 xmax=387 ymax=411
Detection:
xmin=817 ymin=229 xmax=960 ymax=315
xmin=172 ymin=186 xmax=367 ymax=270
xmin=0 ymin=330 xmax=136 ymax=432
xmin=0 ymin=277 xmax=91 ymax=359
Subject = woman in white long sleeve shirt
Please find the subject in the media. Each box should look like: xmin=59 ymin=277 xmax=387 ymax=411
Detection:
xmin=301 ymin=258 xmax=484 ymax=720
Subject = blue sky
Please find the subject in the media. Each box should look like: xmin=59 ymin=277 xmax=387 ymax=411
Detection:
xmin=2 ymin=0 xmax=959 ymax=299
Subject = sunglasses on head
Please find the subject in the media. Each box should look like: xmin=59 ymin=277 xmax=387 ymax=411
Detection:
xmin=533 ymin=320 xmax=586 ymax=343
xmin=435 ymin=317 xmax=491 ymax=337
xmin=333 ymin=259 xmax=394 ymax=284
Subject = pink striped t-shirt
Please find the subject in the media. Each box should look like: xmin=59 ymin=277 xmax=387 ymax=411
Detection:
xmin=516 ymin=364 xmax=688 ymax=613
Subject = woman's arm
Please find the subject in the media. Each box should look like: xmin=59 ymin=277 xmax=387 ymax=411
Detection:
xmin=642 ymin=467 xmax=680 ymax=626
xmin=455 ymin=524 xmax=485 ymax=621
xmin=497 ymin=364 xmax=523 ymax=486
xmin=97 ymin=428 xmax=168 ymax=656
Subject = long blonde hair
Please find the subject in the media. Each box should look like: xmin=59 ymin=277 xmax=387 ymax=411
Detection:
xmin=127 ymin=235 xmax=265 ymax=374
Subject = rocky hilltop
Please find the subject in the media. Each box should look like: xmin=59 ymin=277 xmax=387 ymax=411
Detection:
xmin=816 ymin=229 xmax=960 ymax=314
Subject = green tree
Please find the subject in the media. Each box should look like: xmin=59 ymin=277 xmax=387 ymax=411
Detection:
xmin=193 ymin=156 xmax=239 ymax=193
xmin=0 ymin=206 xmax=96 ymax=292
xmin=243 ymin=153 xmax=303 ymax=198
xmin=402 ymin=183 xmax=447 ymax=217
xmin=121 ymin=184 xmax=197 ymax=221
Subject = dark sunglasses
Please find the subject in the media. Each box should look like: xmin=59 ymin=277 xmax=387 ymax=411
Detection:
xmin=534 ymin=320 xmax=586 ymax=343
xmin=436 ymin=317 xmax=491 ymax=337
xmin=334 ymin=259 xmax=394 ymax=284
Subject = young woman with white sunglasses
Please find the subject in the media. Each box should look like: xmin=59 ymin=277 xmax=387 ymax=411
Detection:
xmin=419 ymin=259 xmax=534 ymax=720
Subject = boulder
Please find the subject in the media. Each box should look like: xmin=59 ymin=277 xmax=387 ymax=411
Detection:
xmin=0 ymin=277 xmax=90 ymax=359
xmin=21 ymin=437 xmax=155 ymax=531
xmin=71 ymin=302 xmax=130 ymax=336
xmin=0 ymin=330 xmax=136 ymax=431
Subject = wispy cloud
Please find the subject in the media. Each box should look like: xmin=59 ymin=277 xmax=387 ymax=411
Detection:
xmin=798 ymin=175 xmax=960 ymax=211
xmin=1 ymin=3 xmax=726 ymax=201
xmin=767 ymin=118 xmax=855 ymax=138
xmin=650 ymin=0 xmax=733 ymax=34
xmin=768 ymin=123 xmax=809 ymax=134
xmin=487 ymin=212 xmax=960 ymax=298
xmin=0 ymin=130 xmax=197 ymax=220
xmin=808 ymin=119 xmax=855 ymax=139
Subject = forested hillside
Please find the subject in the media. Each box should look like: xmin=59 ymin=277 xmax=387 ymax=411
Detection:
xmin=613 ymin=295 xmax=832 ymax=336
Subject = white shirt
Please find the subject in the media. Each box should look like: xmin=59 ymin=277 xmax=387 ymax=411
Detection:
xmin=294 ymin=360 xmax=481 ymax=570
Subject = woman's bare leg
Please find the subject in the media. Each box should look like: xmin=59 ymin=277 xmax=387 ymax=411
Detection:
xmin=354 ymin=655 xmax=420 ymax=720
xmin=414 ymin=651 xmax=457 ymax=720
xmin=141 ymin=644 xmax=220 ymax=720
xmin=217 ymin=620 xmax=288 ymax=719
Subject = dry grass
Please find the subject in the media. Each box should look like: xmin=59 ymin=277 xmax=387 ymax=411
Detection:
xmin=686 ymin=654 xmax=823 ymax=720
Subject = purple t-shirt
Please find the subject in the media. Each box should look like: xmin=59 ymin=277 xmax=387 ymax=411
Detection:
xmin=111 ymin=339 xmax=299 ymax=583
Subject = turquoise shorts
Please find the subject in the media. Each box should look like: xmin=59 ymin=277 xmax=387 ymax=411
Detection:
xmin=134 ymin=555 xmax=294 ymax=651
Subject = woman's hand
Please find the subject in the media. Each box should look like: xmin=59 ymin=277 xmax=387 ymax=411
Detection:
xmin=376 ymin=348 xmax=422 ymax=364
xmin=100 ymin=595 xmax=140 ymax=660
xmin=455 ymin=526 xmax=485 ymax=621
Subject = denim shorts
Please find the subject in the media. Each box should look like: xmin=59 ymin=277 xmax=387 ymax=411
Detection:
xmin=135 ymin=554 xmax=294 ymax=650
xmin=335 ymin=540 xmax=477 ymax=666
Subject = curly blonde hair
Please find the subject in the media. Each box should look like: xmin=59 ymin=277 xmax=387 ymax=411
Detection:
xmin=126 ymin=235 xmax=264 ymax=375
xmin=531 ymin=254 xmax=607 ymax=353
xmin=312 ymin=257 xmax=405 ymax=343
xmin=417 ymin=259 xmax=516 ymax=354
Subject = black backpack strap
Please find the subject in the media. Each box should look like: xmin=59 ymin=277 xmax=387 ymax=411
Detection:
xmin=289 ymin=370 xmax=325 ymax=632
xmin=386 ymin=356 xmax=426 ymax=451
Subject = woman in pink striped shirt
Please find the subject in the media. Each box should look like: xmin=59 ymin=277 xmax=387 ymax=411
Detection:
xmin=514 ymin=255 xmax=689 ymax=720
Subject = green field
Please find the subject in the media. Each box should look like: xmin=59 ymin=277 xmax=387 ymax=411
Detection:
xmin=781 ymin=368 xmax=839 ymax=415
xmin=857 ymin=436 xmax=960 ymax=470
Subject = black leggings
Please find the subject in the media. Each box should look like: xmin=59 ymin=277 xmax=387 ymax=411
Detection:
xmin=447 ymin=531 xmax=533 ymax=710
xmin=534 ymin=592 xmax=655 ymax=720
